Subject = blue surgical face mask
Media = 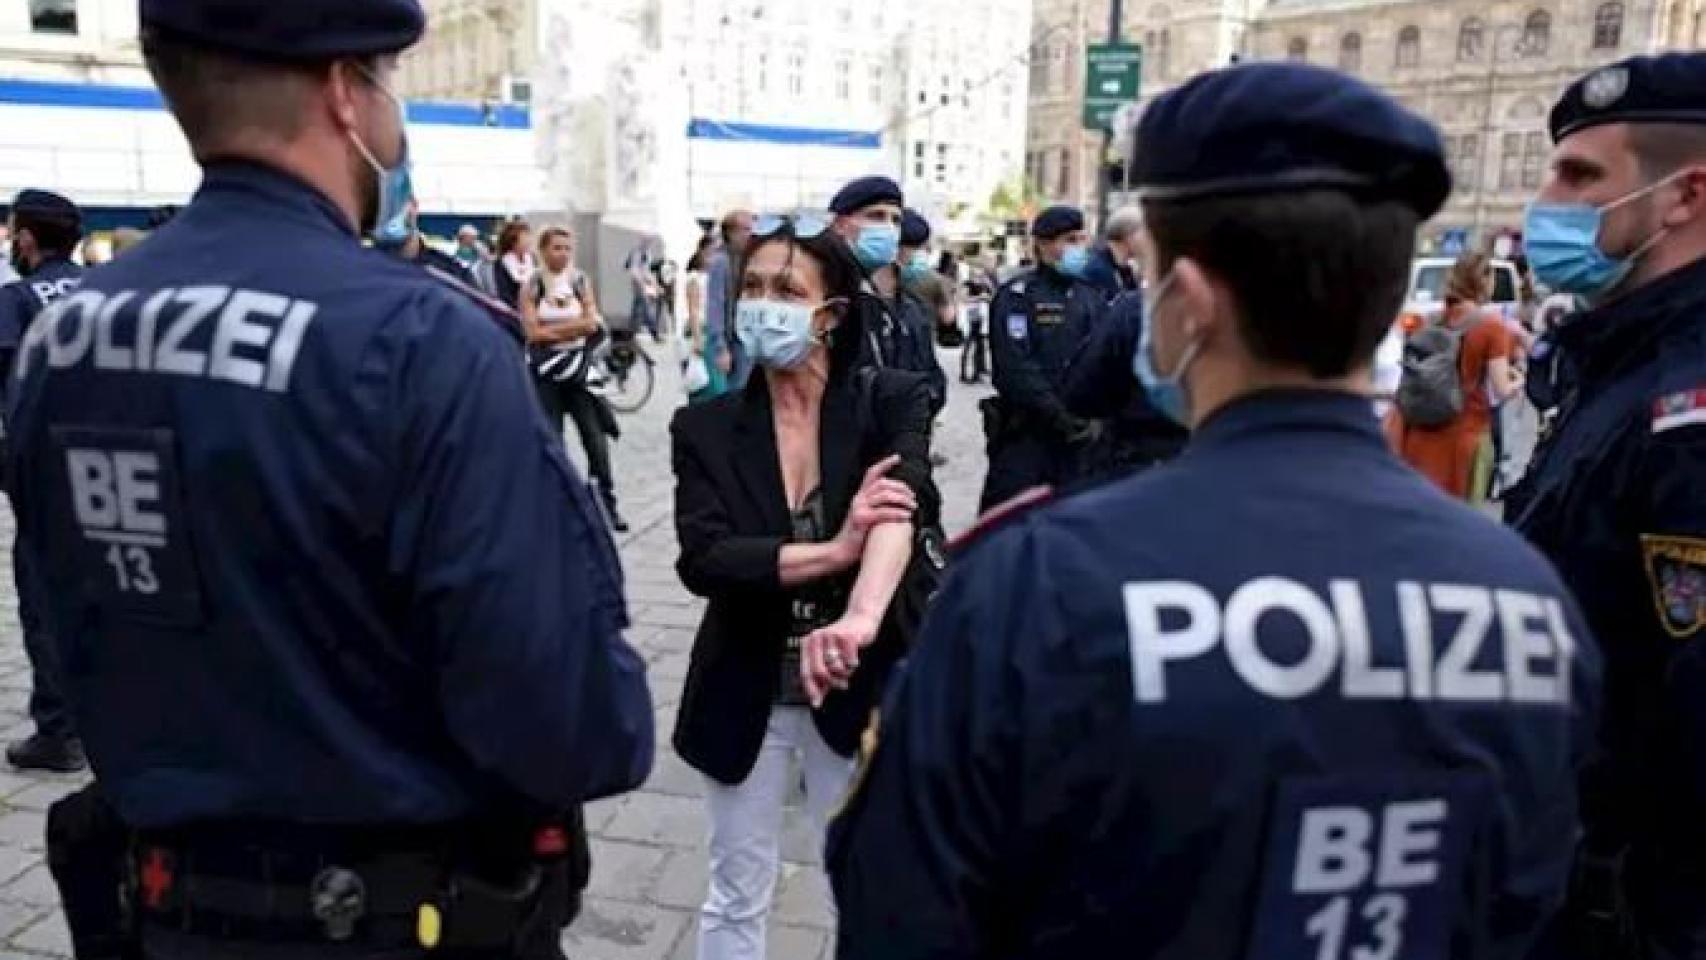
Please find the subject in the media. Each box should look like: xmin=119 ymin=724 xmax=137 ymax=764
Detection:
xmin=349 ymin=65 xmax=415 ymax=242
xmin=735 ymin=298 xmax=826 ymax=370
xmin=1524 ymin=171 xmax=1680 ymax=300
xmin=1057 ymin=244 xmax=1091 ymax=278
xmin=1132 ymin=273 xmax=1204 ymax=426
xmin=852 ymin=223 xmax=900 ymax=270
xmin=901 ymin=251 xmax=932 ymax=283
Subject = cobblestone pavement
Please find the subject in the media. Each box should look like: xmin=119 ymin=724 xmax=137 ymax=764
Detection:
xmin=0 ymin=346 xmax=993 ymax=960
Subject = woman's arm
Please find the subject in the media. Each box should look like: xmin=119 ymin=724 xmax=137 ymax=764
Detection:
xmin=1487 ymin=356 xmax=1524 ymax=402
xmin=801 ymin=522 xmax=913 ymax=706
xmin=518 ymin=276 xmax=546 ymax=344
xmin=685 ymin=275 xmax=705 ymax=348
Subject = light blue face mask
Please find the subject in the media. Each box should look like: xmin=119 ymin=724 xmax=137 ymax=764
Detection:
xmin=349 ymin=64 xmax=415 ymax=242
xmin=735 ymin=298 xmax=825 ymax=370
xmin=1524 ymin=171 xmax=1679 ymax=300
xmin=852 ymin=224 xmax=901 ymax=270
xmin=1057 ymin=244 xmax=1092 ymax=278
xmin=1131 ymin=274 xmax=1204 ymax=426
xmin=901 ymin=251 xmax=932 ymax=283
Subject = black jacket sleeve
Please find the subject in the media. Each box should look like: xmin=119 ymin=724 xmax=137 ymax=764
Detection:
xmin=1064 ymin=293 xmax=1142 ymax=420
xmin=670 ymin=406 xmax=787 ymax=598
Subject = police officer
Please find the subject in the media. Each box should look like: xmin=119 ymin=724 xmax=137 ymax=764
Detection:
xmin=829 ymin=62 xmax=1600 ymax=959
xmin=828 ymin=178 xmax=946 ymax=402
xmin=897 ymin=208 xmax=949 ymax=415
xmin=0 ymin=188 xmax=85 ymax=773
xmin=1505 ymin=52 xmax=1706 ymax=959
xmin=1063 ymin=290 xmax=1188 ymax=486
xmin=978 ymin=205 xmax=1102 ymax=511
xmin=6 ymin=2 xmax=654 ymax=957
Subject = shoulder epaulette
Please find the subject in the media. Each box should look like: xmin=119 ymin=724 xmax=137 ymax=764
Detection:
xmin=424 ymin=265 xmax=524 ymax=344
xmin=949 ymin=485 xmax=1055 ymax=556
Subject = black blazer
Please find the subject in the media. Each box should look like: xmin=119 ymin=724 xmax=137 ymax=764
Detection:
xmin=670 ymin=368 xmax=938 ymax=786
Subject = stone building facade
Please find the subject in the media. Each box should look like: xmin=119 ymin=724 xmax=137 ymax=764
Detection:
xmin=1028 ymin=0 xmax=1704 ymax=241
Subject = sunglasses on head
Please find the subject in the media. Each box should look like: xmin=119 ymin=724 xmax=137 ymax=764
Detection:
xmin=752 ymin=212 xmax=832 ymax=240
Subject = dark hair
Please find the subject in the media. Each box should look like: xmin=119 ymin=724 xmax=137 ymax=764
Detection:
xmin=687 ymin=233 xmax=715 ymax=272
xmin=142 ymin=28 xmax=318 ymax=154
xmin=1143 ymin=189 xmax=1418 ymax=378
xmin=14 ymin=207 xmax=81 ymax=259
xmin=936 ymin=250 xmax=957 ymax=277
xmin=497 ymin=220 xmax=531 ymax=257
xmin=1629 ymin=123 xmax=1706 ymax=181
xmin=537 ymin=227 xmax=571 ymax=252
xmin=739 ymin=224 xmax=865 ymax=376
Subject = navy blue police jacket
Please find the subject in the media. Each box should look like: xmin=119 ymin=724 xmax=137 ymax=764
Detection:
xmin=1506 ymin=256 xmax=1706 ymax=957
xmin=0 ymin=256 xmax=83 ymax=375
xmin=1064 ymin=290 xmax=1188 ymax=458
xmin=855 ymin=280 xmax=947 ymax=414
xmin=1079 ymin=244 xmax=1136 ymax=304
xmin=4 ymin=162 xmax=654 ymax=828
xmin=989 ymin=265 xmax=1099 ymax=443
xmin=829 ymin=389 xmax=1599 ymax=960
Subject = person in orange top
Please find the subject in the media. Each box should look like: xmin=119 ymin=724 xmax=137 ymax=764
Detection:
xmin=1387 ymin=252 xmax=1526 ymax=498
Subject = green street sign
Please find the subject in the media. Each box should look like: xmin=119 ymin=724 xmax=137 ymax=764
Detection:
xmin=1082 ymin=42 xmax=1143 ymax=130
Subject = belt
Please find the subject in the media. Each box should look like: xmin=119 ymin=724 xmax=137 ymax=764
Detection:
xmin=130 ymin=825 xmax=557 ymax=950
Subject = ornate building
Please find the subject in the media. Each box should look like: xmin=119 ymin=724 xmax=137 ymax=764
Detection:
xmin=1028 ymin=0 xmax=1704 ymax=240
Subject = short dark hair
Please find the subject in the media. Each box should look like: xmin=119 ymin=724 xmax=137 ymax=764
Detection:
xmin=739 ymin=224 xmax=865 ymax=376
xmin=1629 ymin=123 xmax=1706 ymax=181
xmin=142 ymin=28 xmax=321 ymax=154
xmin=1143 ymin=189 xmax=1418 ymax=378
xmin=497 ymin=220 xmax=531 ymax=257
xmin=14 ymin=208 xmax=81 ymax=259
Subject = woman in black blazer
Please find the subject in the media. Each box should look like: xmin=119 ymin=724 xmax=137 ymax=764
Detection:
xmin=670 ymin=217 xmax=937 ymax=960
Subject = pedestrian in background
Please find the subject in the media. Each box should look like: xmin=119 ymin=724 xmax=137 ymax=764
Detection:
xmin=1081 ymin=205 xmax=1144 ymax=303
xmin=900 ymin=209 xmax=957 ymax=348
xmin=454 ymin=222 xmax=488 ymax=269
xmin=521 ymin=226 xmax=627 ymax=532
xmin=707 ymin=209 xmax=755 ymax=390
xmin=626 ymin=234 xmax=663 ymax=341
xmin=494 ymin=217 xmax=535 ymax=309
xmin=670 ymin=216 xmax=937 ymax=960
xmin=683 ymin=233 xmax=727 ymax=403
xmin=1387 ymin=252 xmax=1525 ymax=500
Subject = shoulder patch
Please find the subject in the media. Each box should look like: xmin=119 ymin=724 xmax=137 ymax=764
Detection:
xmin=425 ymin=265 xmax=524 ymax=344
xmin=1653 ymin=387 xmax=1706 ymax=435
xmin=950 ymin=485 xmax=1055 ymax=555
xmin=1641 ymin=535 xmax=1705 ymax=639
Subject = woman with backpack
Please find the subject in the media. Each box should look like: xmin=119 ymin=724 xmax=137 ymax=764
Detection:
xmin=520 ymin=226 xmax=628 ymax=531
xmin=1386 ymin=252 xmax=1526 ymax=499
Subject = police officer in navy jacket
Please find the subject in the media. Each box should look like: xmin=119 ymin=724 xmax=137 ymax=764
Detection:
xmin=5 ymin=1 xmax=652 ymax=956
xmin=829 ymin=62 xmax=1600 ymax=960
xmin=1507 ymin=52 xmax=1706 ymax=959
xmin=0 ymin=188 xmax=85 ymax=773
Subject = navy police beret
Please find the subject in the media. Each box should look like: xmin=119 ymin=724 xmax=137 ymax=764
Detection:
xmin=1031 ymin=205 xmax=1085 ymax=241
xmin=10 ymin=189 xmax=79 ymax=224
xmin=901 ymin=209 xmax=931 ymax=247
xmin=1550 ymin=52 xmax=1706 ymax=142
xmin=140 ymin=0 xmax=426 ymax=61
xmin=1132 ymin=62 xmax=1450 ymax=219
xmin=830 ymin=176 xmax=904 ymax=216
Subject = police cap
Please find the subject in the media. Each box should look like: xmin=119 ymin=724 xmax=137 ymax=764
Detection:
xmin=9 ymin=189 xmax=80 ymax=226
xmin=139 ymin=0 xmax=426 ymax=62
xmin=830 ymin=176 xmax=904 ymax=216
xmin=1131 ymin=62 xmax=1450 ymax=219
xmin=1550 ymin=52 xmax=1706 ymax=142
xmin=1031 ymin=205 xmax=1085 ymax=241
xmin=900 ymin=209 xmax=931 ymax=247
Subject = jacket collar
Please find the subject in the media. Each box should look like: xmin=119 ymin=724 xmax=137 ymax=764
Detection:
xmin=733 ymin=371 xmax=860 ymax=535
xmin=1187 ymin=388 xmax=1385 ymax=454
xmin=196 ymin=161 xmax=360 ymax=240
xmin=1555 ymin=255 xmax=1706 ymax=384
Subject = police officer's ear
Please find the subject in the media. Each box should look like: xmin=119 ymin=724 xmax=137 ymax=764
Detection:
xmin=1166 ymin=256 xmax=1229 ymax=345
xmin=1661 ymin=163 xmax=1706 ymax=230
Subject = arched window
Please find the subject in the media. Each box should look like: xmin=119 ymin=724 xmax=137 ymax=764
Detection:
xmin=1593 ymin=2 xmax=1623 ymax=48
xmin=1522 ymin=10 xmax=1551 ymax=56
xmin=1339 ymin=32 xmax=1362 ymax=72
xmin=1287 ymin=36 xmax=1309 ymax=61
xmin=1395 ymin=25 xmax=1420 ymax=68
xmin=1457 ymin=18 xmax=1485 ymax=61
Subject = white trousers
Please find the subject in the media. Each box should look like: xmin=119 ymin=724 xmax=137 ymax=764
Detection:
xmin=696 ymin=706 xmax=856 ymax=960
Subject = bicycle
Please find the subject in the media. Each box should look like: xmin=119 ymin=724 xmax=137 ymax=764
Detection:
xmin=594 ymin=329 xmax=656 ymax=414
